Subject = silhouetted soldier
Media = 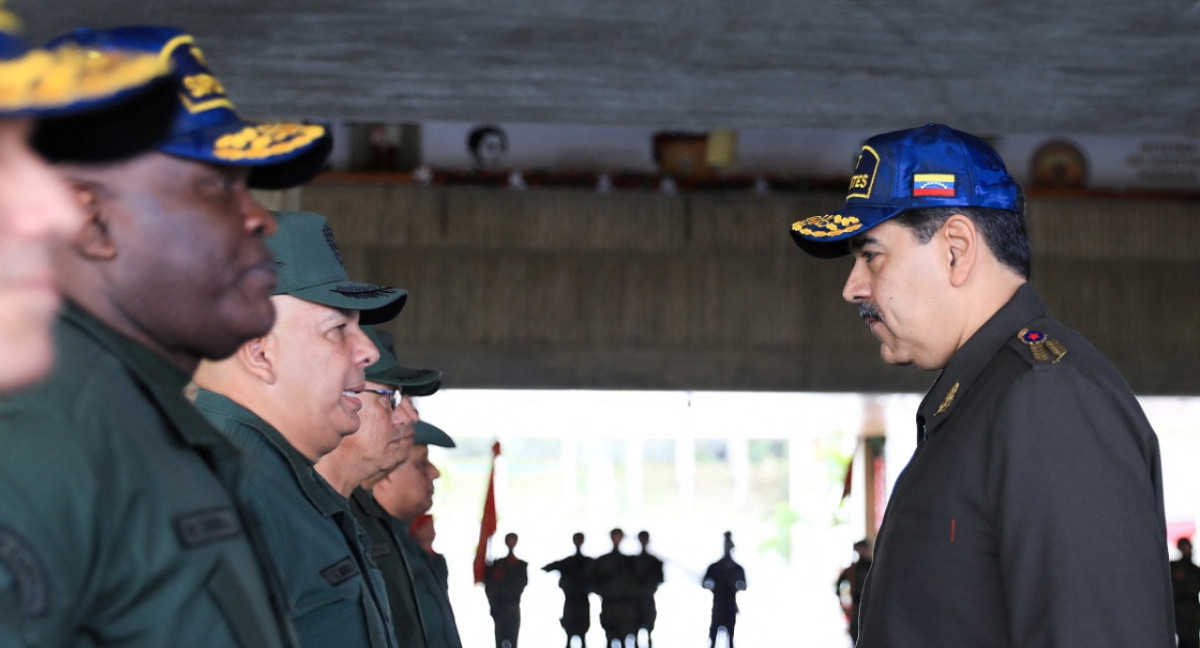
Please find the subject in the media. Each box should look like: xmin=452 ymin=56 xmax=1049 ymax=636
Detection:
xmin=632 ymin=530 xmax=665 ymax=648
xmin=484 ymin=532 xmax=528 ymax=648
xmin=543 ymin=532 xmax=595 ymax=648
xmin=835 ymin=539 xmax=872 ymax=643
xmin=592 ymin=528 xmax=639 ymax=648
xmin=1174 ymin=537 xmax=1200 ymax=648
xmin=703 ymin=532 xmax=746 ymax=648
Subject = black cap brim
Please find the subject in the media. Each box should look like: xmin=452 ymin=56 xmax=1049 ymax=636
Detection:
xmin=30 ymin=74 xmax=176 ymax=163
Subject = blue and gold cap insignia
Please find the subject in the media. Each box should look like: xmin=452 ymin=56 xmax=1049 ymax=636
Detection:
xmin=789 ymin=124 xmax=1022 ymax=259
xmin=1 ymin=3 xmax=170 ymax=118
xmin=45 ymin=25 xmax=332 ymax=189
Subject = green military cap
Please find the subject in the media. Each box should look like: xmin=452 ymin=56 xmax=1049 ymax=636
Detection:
xmin=413 ymin=420 xmax=455 ymax=448
xmin=363 ymin=327 xmax=441 ymax=397
xmin=267 ymin=211 xmax=406 ymax=325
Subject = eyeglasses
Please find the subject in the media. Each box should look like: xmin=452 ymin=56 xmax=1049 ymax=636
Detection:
xmin=363 ymin=387 xmax=402 ymax=410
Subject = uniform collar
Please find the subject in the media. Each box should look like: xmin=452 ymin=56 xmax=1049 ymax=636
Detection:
xmin=63 ymin=300 xmax=188 ymax=391
xmin=61 ymin=301 xmax=222 ymax=449
xmin=351 ymin=487 xmax=390 ymax=522
xmin=194 ymin=388 xmax=347 ymax=516
xmin=915 ymin=283 xmax=1050 ymax=442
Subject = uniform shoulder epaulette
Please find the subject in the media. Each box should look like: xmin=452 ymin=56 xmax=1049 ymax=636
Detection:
xmin=1012 ymin=327 xmax=1068 ymax=365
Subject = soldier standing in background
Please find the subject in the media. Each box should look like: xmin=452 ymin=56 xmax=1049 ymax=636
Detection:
xmin=543 ymin=532 xmax=595 ymax=648
xmin=703 ymin=532 xmax=747 ymax=648
xmin=631 ymin=531 xmax=664 ymax=648
xmin=484 ymin=532 xmax=529 ymax=648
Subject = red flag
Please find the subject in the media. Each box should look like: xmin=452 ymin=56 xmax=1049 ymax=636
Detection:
xmin=841 ymin=440 xmax=860 ymax=502
xmin=473 ymin=440 xmax=501 ymax=584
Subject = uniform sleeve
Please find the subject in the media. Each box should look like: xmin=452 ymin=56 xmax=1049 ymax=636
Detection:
xmin=0 ymin=410 xmax=100 ymax=646
xmin=988 ymin=366 xmax=1174 ymax=648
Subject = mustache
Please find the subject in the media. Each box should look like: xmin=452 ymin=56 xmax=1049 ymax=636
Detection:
xmin=859 ymin=303 xmax=882 ymax=322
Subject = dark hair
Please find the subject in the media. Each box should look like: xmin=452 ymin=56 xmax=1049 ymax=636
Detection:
xmin=891 ymin=204 xmax=1032 ymax=280
xmin=467 ymin=124 xmax=507 ymax=154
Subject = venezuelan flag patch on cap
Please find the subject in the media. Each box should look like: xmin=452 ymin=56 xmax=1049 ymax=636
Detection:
xmin=913 ymin=173 xmax=956 ymax=197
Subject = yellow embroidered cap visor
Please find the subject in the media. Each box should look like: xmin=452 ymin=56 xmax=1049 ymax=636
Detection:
xmin=43 ymin=25 xmax=333 ymax=189
xmin=0 ymin=40 xmax=167 ymax=116
xmin=159 ymin=120 xmax=333 ymax=190
xmin=789 ymin=210 xmax=877 ymax=259
xmin=1 ymin=26 xmax=176 ymax=162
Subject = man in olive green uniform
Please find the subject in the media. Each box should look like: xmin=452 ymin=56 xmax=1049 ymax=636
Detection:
xmin=0 ymin=11 xmax=173 ymax=392
xmin=0 ymin=26 xmax=331 ymax=647
xmin=374 ymin=421 xmax=465 ymax=648
xmin=789 ymin=123 xmax=1174 ymax=648
xmin=194 ymin=210 xmax=405 ymax=648
xmin=347 ymin=329 xmax=443 ymax=648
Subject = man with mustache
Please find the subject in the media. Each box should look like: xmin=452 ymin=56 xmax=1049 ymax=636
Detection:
xmin=789 ymin=123 xmax=1173 ymax=648
xmin=194 ymin=210 xmax=406 ymax=647
xmin=0 ymin=25 xmax=331 ymax=646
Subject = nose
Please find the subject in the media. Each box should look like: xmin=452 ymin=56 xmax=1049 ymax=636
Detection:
xmin=391 ymin=396 xmax=418 ymax=427
xmin=429 ymin=462 xmax=441 ymax=480
xmin=842 ymin=258 xmax=869 ymax=304
xmin=400 ymin=395 xmax=420 ymax=424
xmin=347 ymin=319 xmax=380 ymax=367
xmin=240 ymin=190 xmax=276 ymax=236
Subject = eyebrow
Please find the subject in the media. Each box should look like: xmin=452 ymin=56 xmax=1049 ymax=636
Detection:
xmin=848 ymin=234 xmax=880 ymax=251
xmin=319 ymin=308 xmax=355 ymax=326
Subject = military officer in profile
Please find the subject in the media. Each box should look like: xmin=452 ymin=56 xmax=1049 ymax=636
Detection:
xmin=194 ymin=210 xmax=405 ymax=647
xmin=347 ymin=328 xmax=444 ymax=648
xmin=789 ymin=123 xmax=1173 ymax=647
xmin=0 ymin=25 xmax=331 ymax=646
xmin=315 ymin=327 xmax=428 ymax=501
xmin=373 ymin=420 xmax=465 ymax=648
xmin=0 ymin=8 xmax=174 ymax=392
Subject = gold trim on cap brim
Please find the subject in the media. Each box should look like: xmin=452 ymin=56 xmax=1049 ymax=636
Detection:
xmin=0 ymin=44 xmax=167 ymax=113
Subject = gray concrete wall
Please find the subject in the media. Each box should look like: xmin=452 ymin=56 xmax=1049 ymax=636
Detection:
xmin=23 ymin=0 xmax=1200 ymax=135
xmin=297 ymin=181 xmax=1200 ymax=394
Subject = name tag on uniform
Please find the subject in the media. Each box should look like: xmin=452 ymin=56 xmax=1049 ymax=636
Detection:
xmin=173 ymin=508 xmax=242 ymax=548
xmin=371 ymin=542 xmax=393 ymax=559
xmin=320 ymin=557 xmax=360 ymax=586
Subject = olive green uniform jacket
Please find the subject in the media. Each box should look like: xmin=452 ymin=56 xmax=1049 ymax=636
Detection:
xmin=195 ymin=390 xmax=398 ymax=648
xmin=349 ymin=488 xmax=463 ymax=648
xmin=350 ymin=488 xmax=427 ymax=648
xmin=0 ymin=304 xmax=294 ymax=647
xmin=856 ymin=284 xmax=1175 ymax=648
xmin=395 ymin=519 xmax=463 ymax=648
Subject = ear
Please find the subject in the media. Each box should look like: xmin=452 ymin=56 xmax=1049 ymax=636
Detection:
xmin=942 ymin=214 xmax=978 ymax=287
xmin=68 ymin=182 xmax=118 ymax=261
xmin=239 ymin=334 xmax=278 ymax=385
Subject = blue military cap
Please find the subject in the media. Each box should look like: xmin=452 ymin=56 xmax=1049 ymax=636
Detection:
xmin=1 ymin=6 xmax=176 ymax=161
xmin=790 ymin=123 xmax=1022 ymax=258
xmin=45 ymin=25 xmax=332 ymax=189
